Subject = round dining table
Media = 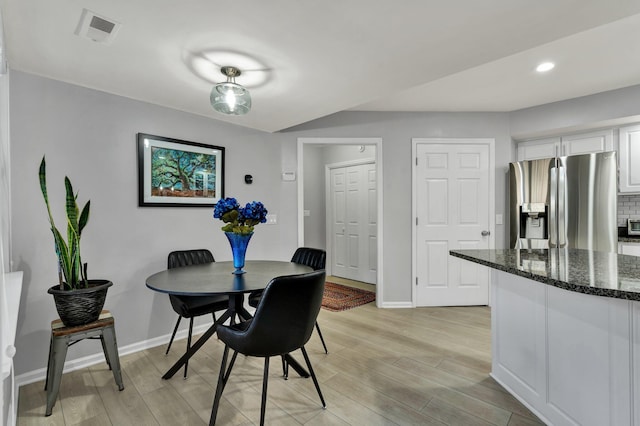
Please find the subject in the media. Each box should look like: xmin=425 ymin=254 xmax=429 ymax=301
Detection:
xmin=146 ymin=260 xmax=312 ymax=379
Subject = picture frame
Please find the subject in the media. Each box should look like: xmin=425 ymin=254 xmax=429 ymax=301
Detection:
xmin=137 ymin=133 xmax=225 ymax=207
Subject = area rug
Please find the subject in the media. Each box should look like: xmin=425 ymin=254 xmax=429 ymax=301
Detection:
xmin=322 ymin=282 xmax=376 ymax=312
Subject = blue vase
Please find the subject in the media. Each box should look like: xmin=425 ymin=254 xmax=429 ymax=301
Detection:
xmin=225 ymin=232 xmax=253 ymax=274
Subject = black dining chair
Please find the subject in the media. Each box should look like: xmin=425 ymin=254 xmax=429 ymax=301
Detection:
xmin=248 ymin=247 xmax=329 ymax=355
xmin=209 ymin=270 xmax=327 ymax=426
xmin=166 ymin=249 xmax=229 ymax=379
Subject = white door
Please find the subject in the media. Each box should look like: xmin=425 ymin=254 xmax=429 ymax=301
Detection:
xmin=415 ymin=142 xmax=491 ymax=306
xmin=330 ymin=162 xmax=377 ymax=283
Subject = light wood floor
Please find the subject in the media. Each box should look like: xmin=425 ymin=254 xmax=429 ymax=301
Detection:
xmin=18 ymin=290 xmax=543 ymax=425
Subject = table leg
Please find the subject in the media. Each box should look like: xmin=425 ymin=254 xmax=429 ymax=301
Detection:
xmin=229 ymin=293 xmax=253 ymax=322
xmin=162 ymin=309 xmax=231 ymax=380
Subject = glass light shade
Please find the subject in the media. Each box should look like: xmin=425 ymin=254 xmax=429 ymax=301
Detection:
xmin=210 ymin=82 xmax=251 ymax=115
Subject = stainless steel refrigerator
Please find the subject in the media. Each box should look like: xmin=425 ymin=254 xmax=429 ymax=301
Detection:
xmin=509 ymin=151 xmax=617 ymax=252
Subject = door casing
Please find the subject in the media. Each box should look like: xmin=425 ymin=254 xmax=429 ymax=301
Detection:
xmin=297 ymin=138 xmax=383 ymax=306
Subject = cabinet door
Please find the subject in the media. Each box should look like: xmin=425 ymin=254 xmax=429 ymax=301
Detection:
xmin=619 ymin=124 xmax=640 ymax=193
xmin=516 ymin=137 xmax=560 ymax=161
xmin=561 ymin=129 xmax=614 ymax=156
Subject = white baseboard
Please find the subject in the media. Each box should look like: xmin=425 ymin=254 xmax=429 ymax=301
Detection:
xmin=378 ymin=301 xmax=413 ymax=308
xmin=15 ymin=323 xmax=211 ymax=388
xmin=489 ymin=373 xmax=551 ymax=426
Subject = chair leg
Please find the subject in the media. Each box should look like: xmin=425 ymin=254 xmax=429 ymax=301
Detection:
xmin=184 ymin=318 xmax=194 ymax=379
xmin=210 ymin=345 xmax=229 ymax=425
xmin=166 ymin=316 xmax=182 ymax=355
xmin=301 ymin=346 xmax=326 ymax=408
xmin=315 ymin=322 xmax=328 ymax=354
xmin=280 ymin=355 xmax=288 ymax=380
xmin=210 ymin=346 xmax=238 ymax=425
xmin=224 ymin=351 xmax=239 ymax=383
xmin=260 ymin=357 xmax=270 ymax=426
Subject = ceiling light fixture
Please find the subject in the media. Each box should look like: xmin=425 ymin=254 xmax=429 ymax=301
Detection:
xmin=210 ymin=66 xmax=251 ymax=115
xmin=536 ymin=62 xmax=555 ymax=73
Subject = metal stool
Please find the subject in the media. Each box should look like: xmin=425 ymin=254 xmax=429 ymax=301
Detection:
xmin=44 ymin=310 xmax=124 ymax=416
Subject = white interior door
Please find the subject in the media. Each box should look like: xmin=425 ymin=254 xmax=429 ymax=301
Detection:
xmin=330 ymin=162 xmax=377 ymax=284
xmin=414 ymin=142 xmax=491 ymax=306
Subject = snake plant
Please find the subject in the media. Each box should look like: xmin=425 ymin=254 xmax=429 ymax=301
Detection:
xmin=38 ymin=156 xmax=91 ymax=290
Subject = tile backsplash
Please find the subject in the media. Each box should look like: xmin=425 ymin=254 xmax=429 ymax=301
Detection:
xmin=618 ymin=194 xmax=640 ymax=226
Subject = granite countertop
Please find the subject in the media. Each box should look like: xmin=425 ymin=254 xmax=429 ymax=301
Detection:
xmin=450 ymin=249 xmax=640 ymax=301
xmin=619 ymin=236 xmax=640 ymax=243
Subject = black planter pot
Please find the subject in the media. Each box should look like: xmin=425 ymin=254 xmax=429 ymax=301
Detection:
xmin=48 ymin=279 xmax=113 ymax=327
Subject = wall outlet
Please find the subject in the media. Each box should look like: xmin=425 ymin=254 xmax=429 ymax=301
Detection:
xmin=266 ymin=214 xmax=277 ymax=225
xmin=281 ymin=171 xmax=296 ymax=181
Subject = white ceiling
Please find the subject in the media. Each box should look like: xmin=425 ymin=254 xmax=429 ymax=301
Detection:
xmin=2 ymin=1 xmax=640 ymax=133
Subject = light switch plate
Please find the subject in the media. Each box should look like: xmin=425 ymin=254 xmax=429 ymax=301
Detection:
xmin=496 ymin=214 xmax=503 ymax=225
xmin=281 ymin=171 xmax=296 ymax=181
xmin=304 ymin=210 xmax=310 ymax=217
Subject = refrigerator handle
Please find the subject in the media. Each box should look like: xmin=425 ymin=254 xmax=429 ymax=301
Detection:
xmin=549 ymin=167 xmax=557 ymax=248
xmin=558 ymin=166 xmax=567 ymax=247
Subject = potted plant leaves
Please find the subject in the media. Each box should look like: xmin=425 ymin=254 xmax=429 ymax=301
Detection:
xmin=39 ymin=156 xmax=112 ymax=326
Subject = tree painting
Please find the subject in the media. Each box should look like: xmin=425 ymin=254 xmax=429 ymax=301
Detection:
xmin=150 ymin=147 xmax=217 ymax=198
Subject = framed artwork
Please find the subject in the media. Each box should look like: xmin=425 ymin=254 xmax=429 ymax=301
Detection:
xmin=137 ymin=133 xmax=225 ymax=207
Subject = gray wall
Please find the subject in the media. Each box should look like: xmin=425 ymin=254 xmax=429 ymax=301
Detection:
xmin=0 ymin=70 xmax=10 ymax=426
xmin=302 ymin=145 xmax=325 ymax=249
xmin=10 ymin=69 xmax=640 ymax=377
xmin=285 ymin=111 xmax=514 ymax=304
xmin=509 ymin=84 xmax=640 ymax=140
xmin=10 ymin=71 xmax=514 ymax=376
xmin=0 ymin=71 xmax=9 ymax=272
xmin=9 ymin=71 xmax=296 ymax=376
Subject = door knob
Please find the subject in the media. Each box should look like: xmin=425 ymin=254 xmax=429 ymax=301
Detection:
xmin=481 ymin=230 xmax=490 ymax=236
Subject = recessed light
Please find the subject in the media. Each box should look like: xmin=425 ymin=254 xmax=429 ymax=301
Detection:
xmin=536 ymin=62 xmax=555 ymax=73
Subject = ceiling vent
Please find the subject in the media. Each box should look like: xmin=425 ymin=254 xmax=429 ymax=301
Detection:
xmin=75 ymin=9 xmax=121 ymax=44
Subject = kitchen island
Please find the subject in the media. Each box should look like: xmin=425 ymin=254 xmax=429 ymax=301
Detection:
xmin=450 ymin=249 xmax=640 ymax=426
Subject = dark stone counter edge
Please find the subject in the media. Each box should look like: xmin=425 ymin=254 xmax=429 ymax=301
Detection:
xmin=450 ymin=251 xmax=640 ymax=302
xmin=619 ymin=237 xmax=640 ymax=243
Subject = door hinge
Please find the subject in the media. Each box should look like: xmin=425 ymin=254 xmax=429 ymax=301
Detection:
xmin=416 ymin=217 xmax=418 ymax=226
xmin=415 ymin=157 xmax=418 ymax=166
xmin=416 ymin=277 xmax=418 ymax=286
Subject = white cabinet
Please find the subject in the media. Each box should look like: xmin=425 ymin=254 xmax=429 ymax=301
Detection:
xmin=619 ymin=242 xmax=640 ymax=257
xmin=560 ymin=129 xmax=614 ymax=156
xmin=618 ymin=124 xmax=640 ymax=193
xmin=517 ymin=129 xmax=614 ymax=161
xmin=492 ymin=270 xmax=639 ymax=426
xmin=516 ymin=137 xmax=559 ymax=161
